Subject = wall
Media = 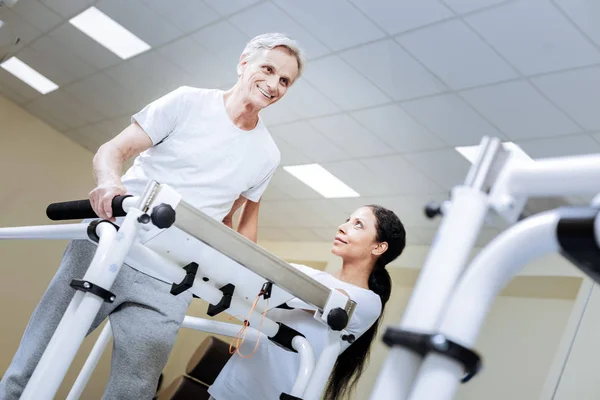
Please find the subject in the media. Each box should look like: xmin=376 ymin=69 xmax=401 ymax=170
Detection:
xmin=0 ymin=94 xmax=114 ymax=399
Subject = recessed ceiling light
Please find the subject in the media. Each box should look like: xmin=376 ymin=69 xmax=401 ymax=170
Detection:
xmin=0 ymin=57 xmax=58 ymax=94
xmin=456 ymin=141 xmax=533 ymax=164
xmin=69 ymin=6 xmax=151 ymax=60
xmin=284 ymin=164 xmax=360 ymax=198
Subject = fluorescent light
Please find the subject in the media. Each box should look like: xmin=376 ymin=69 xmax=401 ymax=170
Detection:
xmin=456 ymin=141 xmax=533 ymax=164
xmin=69 ymin=7 xmax=151 ymax=59
xmin=284 ymin=164 xmax=360 ymax=198
xmin=0 ymin=57 xmax=58 ymax=94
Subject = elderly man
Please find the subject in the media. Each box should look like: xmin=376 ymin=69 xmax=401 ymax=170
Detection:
xmin=0 ymin=32 xmax=305 ymax=400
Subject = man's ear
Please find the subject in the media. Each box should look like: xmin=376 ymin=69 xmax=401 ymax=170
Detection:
xmin=372 ymin=242 xmax=388 ymax=257
xmin=237 ymin=54 xmax=248 ymax=76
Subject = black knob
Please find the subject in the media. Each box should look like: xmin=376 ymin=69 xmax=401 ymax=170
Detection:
xmin=151 ymin=204 xmax=176 ymax=229
xmin=137 ymin=214 xmax=151 ymax=224
xmin=327 ymin=307 xmax=349 ymax=331
xmin=342 ymin=334 xmax=355 ymax=343
xmin=424 ymin=202 xmax=443 ymax=219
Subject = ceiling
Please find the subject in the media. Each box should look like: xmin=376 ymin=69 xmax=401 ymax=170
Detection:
xmin=0 ymin=0 xmax=599 ymax=246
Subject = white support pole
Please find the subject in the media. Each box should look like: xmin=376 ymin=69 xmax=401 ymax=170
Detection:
xmin=506 ymin=154 xmax=600 ymax=198
xmin=370 ymin=186 xmax=490 ymax=400
xmin=66 ymin=322 xmax=113 ymax=400
xmin=181 ymin=316 xmax=262 ymax=342
xmin=407 ymin=210 xmax=561 ymax=400
xmin=303 ymin=330 xmax=342 ymax=400
xmin=20 ymin=210 xmax=143 ymax=400
xmin=290 ymin=336 xmax=316 ymax=398
xmin=0 ymin=224 xmax=89 ymax=240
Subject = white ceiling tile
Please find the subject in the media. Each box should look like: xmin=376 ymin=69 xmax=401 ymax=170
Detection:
xmin=361 ymin=154 xmax=447 ymax=194
xmin=12 ymin=0 xmax=63 ymax=32
xmin=403 ymin=148 xmax=472 ymax=190
xmin=402 ymin=93 xmax=505 ymax=146
xmin=594 ymin=132 xmax=600 ymax=145
xmin=25 ymin=90 xmax=105 ymax=128
xmin=270 ymin=134 xmax=313 ymax=166
xmin=303 ymin=55 xmax=390 ymax=110
xmin=260 ymin=101 xmax=301 ymax=127
xmin=313 ymin=227 xmax=338 ymax=242
xmin=0 ymin=84 xmax=29 ymax=104
xmin=191 ymin=20 xmax=251 ymax=65
xmin=143 ymin=0 xmax=220 ymax=33
xmin=268 ymin=168 xmax=322 ymax=199
xmin=270 ymin=121 xmax=350 ymax=162
xmin=273 ymin=0 xmax=385 ymax=51
xmin=309 ymin=114 xmax=395 ymax=158
xmin=77 ymin=119 xmax=121 ymax=145
xmin=409 ymin=227 xmax=438 ymax=245
xmin=320 ymin=160 xmax=393 ymax=197
xmin=555 ymin=0 xmax=600 ymax=48
xmin=0 ymin=68 xmax=43 ymax=101
xmin=300 ymin=199 xmax=352 ymax=227
xmin=280 ymin=80 xmax=341 ymax=119
xmin=15 ymin=47 xmax=73 ymax=86
xmin=96 ymin=0 xmax=184 ymax=47
xmin=465 ymin=0 xmax=600 ymax=75
xmin=333 ymin=194 xmax=445 ymax=228
xmin=257 ymin=200 xmax=307 ymax=227
xmin=40 ymin=0 xmax=94 ymax=18
xmin=531 ymin=66 xmax=600 ymax=131
xmin=261 ymin=185 xmax=292 ymax=201
xmin=109 ymin=116 xmax=133 ymax=132
xmin=442 ymin=0 xmax=509 ymax=14
xmin=49 ymin=23 xmax=122 ymax=70
xmin=350 ymin=0 xmax=454 ymax=35
xmin=229 ymin=2 xmax=331 ymax=59
xmin=460 ymin=81 xmax=581 ymax=140
xmin=352 ymin=104 xmax=446 ymax=153
xmin=158 ymin=36 xmax=232 ymax=88
xmin=285 ymin=228 xmax=326 ymax=242
xmin=514 ymin=134 xmax=600 ymax=159
xmin=257 ymin=227 xmax=295 ymax=241
xmin=64 ymin=73 xmax=134 ymax=119
xmin=30 ymin=36 xmax=97 ymax=80
xmin=204 ymin=0 xmax=260 ymax=16
xmin=397 ymin=20 xmax=518 ymax=89
xmin=105 ymin=51 xmax=195 ymax=108
xmin=341 ymin=39 xmax=448 ymax=101
xmin=0 ymin=9 xmax=43 ymax=44
xmin=404 ymin=228 xmax=429 ymax=245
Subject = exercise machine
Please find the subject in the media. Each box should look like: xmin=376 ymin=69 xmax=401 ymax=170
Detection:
xmin=0 ymin=181 xmax=357 ymax=400
xmin=370 ymin=136 xmax=600 ymax=400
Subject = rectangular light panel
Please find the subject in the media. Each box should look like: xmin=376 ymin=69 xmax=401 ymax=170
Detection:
xmin=69 ymin=6 xmax=151 ymax=60
xmin=0 ymin=57 xmax=58 ymax=94
xmin=284 ymin=164 xmax=360 ymax=198
xmin=456 ymin=141 xmax=533 ymax=164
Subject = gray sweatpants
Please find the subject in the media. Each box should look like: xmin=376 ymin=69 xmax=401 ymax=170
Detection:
xmin=0 ymin=240 xmax=193 ymax=400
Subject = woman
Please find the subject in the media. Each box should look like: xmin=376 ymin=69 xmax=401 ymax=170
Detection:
xmin=208 ymin=205 xmax=406 ymax=400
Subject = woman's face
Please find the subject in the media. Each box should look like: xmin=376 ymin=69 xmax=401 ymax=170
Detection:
xmin=331 ymin=207 xmax=384 ymax=263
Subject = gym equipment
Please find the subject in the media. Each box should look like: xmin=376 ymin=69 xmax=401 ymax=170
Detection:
xmin=0 ymin=181 xmax=357 ymax=400
xmin=370 ymin=136 xmax=600 ymax=400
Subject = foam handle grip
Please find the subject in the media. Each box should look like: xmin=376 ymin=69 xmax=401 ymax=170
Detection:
xmin=46 ymin=195 xmax=131 ymax=221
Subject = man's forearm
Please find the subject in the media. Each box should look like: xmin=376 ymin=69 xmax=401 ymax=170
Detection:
xmin=93 ymin=143 xmax=125 ymax=185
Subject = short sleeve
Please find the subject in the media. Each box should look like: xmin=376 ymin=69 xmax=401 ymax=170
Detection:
xmin=242 ymin=162 xmax=278 ymax=203
xmin=131 ymin=86 xmax=191 ymax=145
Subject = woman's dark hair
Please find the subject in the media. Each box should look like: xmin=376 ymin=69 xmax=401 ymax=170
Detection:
xmin=324 ymin=205 xmax=406 ymax=400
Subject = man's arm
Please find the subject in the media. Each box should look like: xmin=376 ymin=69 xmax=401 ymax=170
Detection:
xmin=236 ymin=198 xmax=262 ymax=243
xmin=222 ymin=196 xmax=248 ymax=228
xmin=90 ymin=122 xmax=153 ymax=220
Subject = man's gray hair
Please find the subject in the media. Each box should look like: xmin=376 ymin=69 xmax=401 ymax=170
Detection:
xmin=240 ymin=33 xmax=306 ymax=81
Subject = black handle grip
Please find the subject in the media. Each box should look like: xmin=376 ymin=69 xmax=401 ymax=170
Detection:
xmin=46 ymin=195 xmax=132 ymax=221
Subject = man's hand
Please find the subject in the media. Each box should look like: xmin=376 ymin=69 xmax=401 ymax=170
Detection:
xmin=89 ymin=181 xmax=127 ymax=221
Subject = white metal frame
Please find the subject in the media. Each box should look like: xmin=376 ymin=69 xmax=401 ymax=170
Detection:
xmin=0 ymin=182 xmax=354 ymax=400
xmin=369 ymin=136 xmax=600 ymax=400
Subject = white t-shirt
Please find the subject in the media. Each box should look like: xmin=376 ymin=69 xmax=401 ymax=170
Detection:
xmin=208 ymin=264 xmax=383 ymax=400
xmin=123 ymin=86 xmax=280 ymax=223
